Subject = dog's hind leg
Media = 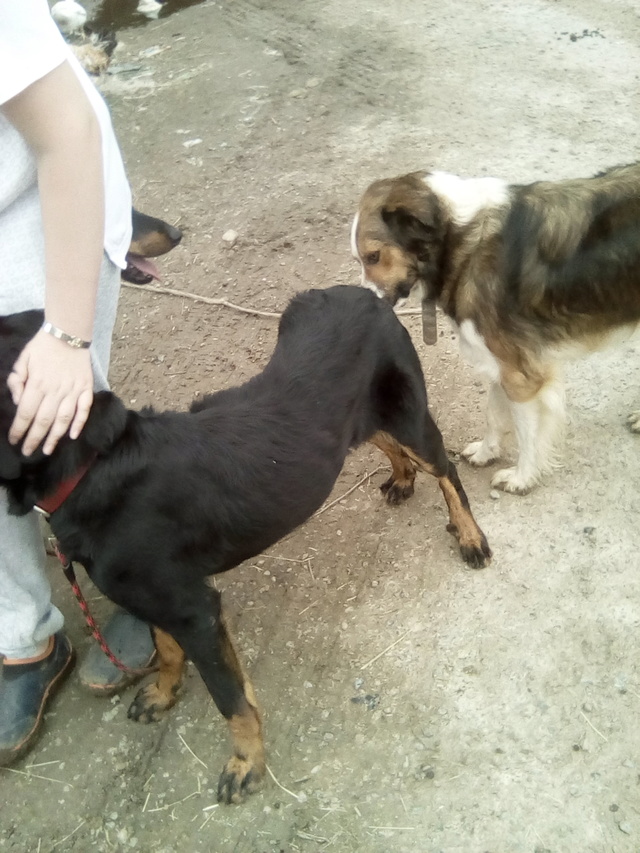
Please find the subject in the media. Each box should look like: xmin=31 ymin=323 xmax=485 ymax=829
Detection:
xmin=128 ymin=627 xmax=185 ymax=722
xmin=371 ymin=426 xmax=492 ymax=568
xmin=436 ymin=461 xmax=492 ymax=568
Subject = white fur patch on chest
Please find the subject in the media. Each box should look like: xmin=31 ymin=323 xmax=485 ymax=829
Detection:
xmin=425 ymin=172 xmax=509 ymax=226
xmin=455 ymin=319 xmax=501 ymax=382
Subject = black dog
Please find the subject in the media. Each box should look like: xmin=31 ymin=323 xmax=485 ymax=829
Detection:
xmin=0 ymin=286 xmax=491 ymax=803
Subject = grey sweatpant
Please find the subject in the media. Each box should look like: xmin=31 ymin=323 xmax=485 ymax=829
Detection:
xmin=0 ymin=254 xmax=120 ymax=658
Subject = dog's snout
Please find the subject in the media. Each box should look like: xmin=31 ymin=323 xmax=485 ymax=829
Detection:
xmin=166 ymin=223 xmax=183 ymax=246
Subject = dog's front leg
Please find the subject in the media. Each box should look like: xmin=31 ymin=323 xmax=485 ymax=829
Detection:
xmin=159 ymin=604 xmax=265 ymax=805
xmin=491 ymin=378 xmax=565 ymax=494
xmin=211 ymin=613 xmax=265 ymax=805
xmin=462 ymin=382 xmax=510 ymax=466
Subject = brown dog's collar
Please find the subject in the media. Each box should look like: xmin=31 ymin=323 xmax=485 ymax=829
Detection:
xmin=34 ymin=454 xmax=96 ymax=518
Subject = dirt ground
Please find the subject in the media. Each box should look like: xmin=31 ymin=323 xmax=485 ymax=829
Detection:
xmin=2 ymin=0 xmax=640 ymax=850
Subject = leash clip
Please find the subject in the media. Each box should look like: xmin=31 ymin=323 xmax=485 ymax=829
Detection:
xmin=47 ymin=535 xmax=71 ymax=569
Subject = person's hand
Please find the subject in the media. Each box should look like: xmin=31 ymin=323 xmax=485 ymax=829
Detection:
xmin=7 ymin=329 xmax=93 ymax=456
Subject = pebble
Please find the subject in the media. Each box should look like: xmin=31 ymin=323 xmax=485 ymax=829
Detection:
xmin=490 ymin=489 xmax=501 ymax=500
xmin=222 ymin=229 xmax=238 ymax=247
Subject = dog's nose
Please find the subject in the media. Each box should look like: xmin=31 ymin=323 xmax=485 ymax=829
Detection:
xmin=167 ymin=224 xmax=183 ymax=246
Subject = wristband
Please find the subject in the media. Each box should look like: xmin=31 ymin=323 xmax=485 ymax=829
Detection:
xmin=41 ymin=321 xmax=92 ymax=350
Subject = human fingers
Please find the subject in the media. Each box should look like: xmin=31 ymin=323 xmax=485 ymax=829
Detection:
xmin=21 ymin=377 xmax=94 ymax=456
xmin=8 ymin=333 xmax=94 ymax=454
xmin=42 ymin=392 xmax=84 ymax=455
xmin=69 ymin=387 xmax=93 ymax=442
xmin=8 ymin=381 xmax=45 ymax=449
xmin=18 ymin=390 xmax=63 ymax=457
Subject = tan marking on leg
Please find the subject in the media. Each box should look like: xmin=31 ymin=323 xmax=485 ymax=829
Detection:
xmin=152 ymin=627 xmax=185 ymax=705
xmin=217 ymin=615 xmax=265 ymax=804
xmin=437 ymin=475 xmax=490 ymax=566
xmin=369 ymin=430 xmax=416 ymax=503
xmin=373 ymin=433 xmax=491 ymax=568
xmin=128 ymin=628 xmax=185 ymax=723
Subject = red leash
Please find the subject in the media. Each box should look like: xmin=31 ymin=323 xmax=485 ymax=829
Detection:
xmin=34 ymin=456 xmax=155 ymax=677
xmin=50 ymin=539 xmax=156 ymax=677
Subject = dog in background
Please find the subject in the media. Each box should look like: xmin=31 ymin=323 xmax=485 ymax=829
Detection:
xmin=351 ymin=162 xmax=640 ymax=494
xmin=122 ymin=208 xmax=182 ymax=284
xmin=0 ymin=287 xmax=490 ymax=803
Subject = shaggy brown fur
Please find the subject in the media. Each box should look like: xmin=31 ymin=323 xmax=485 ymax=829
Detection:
xmin=352 ymin=162 xmax=640 ymax=493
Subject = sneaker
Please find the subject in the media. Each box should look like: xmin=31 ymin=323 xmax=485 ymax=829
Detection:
xmin=78 ymin=610 xmax=156 ymax=696
xmin=0 ymin=632 xmax=75 ymax=767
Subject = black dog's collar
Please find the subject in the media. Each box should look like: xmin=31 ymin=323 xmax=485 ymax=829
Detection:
xmin=34 ymin=455 xmax=96 ymax=519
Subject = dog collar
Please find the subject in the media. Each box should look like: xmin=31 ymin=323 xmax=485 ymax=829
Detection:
xmin=34 ymin=455 xmax=96 ymax=518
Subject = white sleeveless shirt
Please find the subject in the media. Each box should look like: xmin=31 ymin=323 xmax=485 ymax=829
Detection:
xmin=0 ymin=0 xmax=132 ymax=314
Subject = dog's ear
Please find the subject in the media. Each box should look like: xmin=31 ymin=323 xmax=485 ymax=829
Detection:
xmin=81 ymin=391 xmax=128 ymax=454
xmin=382 ymin=206 xmax=437 ymax=260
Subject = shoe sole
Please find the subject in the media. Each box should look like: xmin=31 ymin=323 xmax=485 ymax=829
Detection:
xmin=81 ymin=650 xmax=157 ymax=697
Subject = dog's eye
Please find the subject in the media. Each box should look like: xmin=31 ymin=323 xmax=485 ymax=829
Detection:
xmin=364 ymin=251 xmax=380 ymax=266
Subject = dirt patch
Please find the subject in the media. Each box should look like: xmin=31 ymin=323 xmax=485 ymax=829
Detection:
xmin=2 ymin=1 xmax=640 ymax=850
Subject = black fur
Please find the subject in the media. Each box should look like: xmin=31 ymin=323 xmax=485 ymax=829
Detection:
xmin=0 ymin=286 xmax=490 ymax=798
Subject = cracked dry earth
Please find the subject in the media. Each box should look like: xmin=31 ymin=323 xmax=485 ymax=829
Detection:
xmin=2 ymin=0 xmax=640 ymax=851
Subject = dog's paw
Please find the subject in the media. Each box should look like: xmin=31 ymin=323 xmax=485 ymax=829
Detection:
xmin=380 ymin=476 xmax=415 ymax=504
xmin=128 ymin=683 xmax=177 ymax=723
xmin=217 ymin=755 xmax=265 ymax=805
xmin=491 ymin=467 xmax=535 ymax=495
xmin=461 ymin=440 xmax=499 ymax=467
xmin=627 ymin=412 xmax=640 ymax=433
xmin=446 ymin=523 xmax=492 ymax=569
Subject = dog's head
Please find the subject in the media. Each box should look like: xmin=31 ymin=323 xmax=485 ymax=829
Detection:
xmin=351 ymin=171 xmax=447 ymax=306
xmin=0 ymin=310 xmax=128 ymax=514
xmin=123 ymin=208 xmax=183 ymax=284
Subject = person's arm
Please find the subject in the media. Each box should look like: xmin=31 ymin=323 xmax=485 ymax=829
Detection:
xmin=2 ymin=59 xmax=104 ymax=456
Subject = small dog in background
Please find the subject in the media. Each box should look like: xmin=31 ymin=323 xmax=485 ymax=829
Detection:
xmin=0 ymin=286 xmax=490 ymax=804
xmin=123 ymin=208 xmax=182 ymax=284
xmin=352 ymin=162 xmax=640 ymax=494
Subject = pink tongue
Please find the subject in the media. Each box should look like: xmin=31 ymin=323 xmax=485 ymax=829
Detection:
xmin=127 ymin=254 xmax=161 ymax=280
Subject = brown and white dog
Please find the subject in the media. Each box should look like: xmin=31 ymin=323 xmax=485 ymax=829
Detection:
xmin=351 ymin=163 xmax=640 ymax=494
